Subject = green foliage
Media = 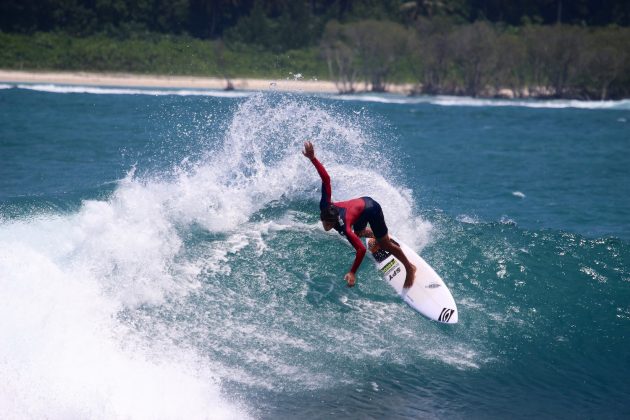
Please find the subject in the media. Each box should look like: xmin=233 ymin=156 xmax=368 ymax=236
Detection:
xmin=404 ymin=22 xmax=630 ymax=99
xmin=0 ymin=32 xmax=328 ymax=80
xmin=321 ymin=19 xmax=411 ymax=92
xmin=3 ymin=1 xmax=627 ymax=42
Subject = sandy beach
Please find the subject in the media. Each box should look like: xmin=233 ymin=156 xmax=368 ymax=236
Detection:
xmin=0 ymin=69 xmax=415 ymax=95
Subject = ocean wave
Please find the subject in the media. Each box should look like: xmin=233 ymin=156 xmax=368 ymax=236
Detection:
xmin=11 ymin=83 xmax=630 ymax=109
xmin=330 ymin=93 xmax=630 ymax=110
xmin=0 ymin=93 xmax=446 ymax=415
xmin=16 ymin=83 xmax=251 ymax=98
xmin=431 ymin=96 xmax=630 ymax=109
xmin=4 ymin=85 xmax=630 ymax=418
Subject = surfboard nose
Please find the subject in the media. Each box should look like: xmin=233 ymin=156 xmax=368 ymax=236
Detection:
xmin=448 ymin=309 xmax=458 ymax=324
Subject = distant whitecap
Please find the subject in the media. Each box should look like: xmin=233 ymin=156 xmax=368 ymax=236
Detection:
xmin=512 ymin=191 xmax=526 ymax=199
xmin=328 ymin=93 xmax=630 ymax=110
xmin=456 ymin=214 xmax=480 ymax=224
xmin=16 ymin=84 xmax=251 ymax=98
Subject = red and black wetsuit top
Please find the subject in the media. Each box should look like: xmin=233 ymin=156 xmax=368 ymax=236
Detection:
xmin=309 ymin=157 xmax=367 ymax=274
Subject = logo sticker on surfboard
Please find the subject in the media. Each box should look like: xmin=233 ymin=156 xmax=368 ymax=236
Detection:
xmin=380 ymin=259 xmax=397 ymax=274
xmin=438 ymin=308 xmax=455 ymax=323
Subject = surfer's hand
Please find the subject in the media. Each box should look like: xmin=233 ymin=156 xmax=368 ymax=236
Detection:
xmin=344 ymin=272 xmax=356 ymax=287
xmin=302 ymin=141 xmax=315 ymax=159
xmin=357 ymin=228 xmax=374 ymax=238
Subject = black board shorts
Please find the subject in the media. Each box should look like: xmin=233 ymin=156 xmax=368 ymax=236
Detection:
xmin=354 ymin=197 xmax=389 ymax=239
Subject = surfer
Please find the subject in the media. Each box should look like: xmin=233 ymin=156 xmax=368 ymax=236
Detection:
xmin=302 ymin=141 xmax=416 ymax=288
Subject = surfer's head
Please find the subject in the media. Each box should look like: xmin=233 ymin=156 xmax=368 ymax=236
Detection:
xmin=320 ymin=205 xmax=339 ymax=231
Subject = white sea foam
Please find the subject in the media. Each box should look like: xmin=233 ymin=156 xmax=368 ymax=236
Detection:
xmin=0 ymin=84 xmax=13 ymax=89
xmin=334 ymin=94 xmax=413 ymax=104
xmin=512 ymin=191 xmax=526 ymax=199
xmin=500 ymin=215 xmax=517 ymax=225
xmin=580 ymin=266 xmax=608 ymax=283
xmin=0 ymin=216 xmax=249 ymax=419
xmin=425 ymin=346 xmax=480 ymax=370
xmin=16 ymin=83 xmax=251 ymax=97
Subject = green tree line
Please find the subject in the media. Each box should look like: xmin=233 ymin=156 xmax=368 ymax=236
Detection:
xmin=2 ymin=1 xmax=629 ymax=44
xmin=322 ymin=19 xmax=630 ymax=99
xmin=1 ymin=1 xmax=629 ymax=98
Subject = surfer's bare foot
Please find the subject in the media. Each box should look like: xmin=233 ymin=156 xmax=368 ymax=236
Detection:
xmin=403 ymin=264 xmax=416 ymax=289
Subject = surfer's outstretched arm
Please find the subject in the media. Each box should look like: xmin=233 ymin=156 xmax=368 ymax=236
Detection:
xmin=303 ymin=141 xmax=332 ymax=210
xmin=344 ymin=227 xmax=366 ymax=287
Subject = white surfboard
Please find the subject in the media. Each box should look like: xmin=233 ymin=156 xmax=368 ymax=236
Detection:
xmin=365 ymin=236 xmax=458 ymax=323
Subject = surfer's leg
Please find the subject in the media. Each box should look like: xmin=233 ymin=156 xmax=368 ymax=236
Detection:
xmin=366 ymin=198 xmax=416 ymax=288
xmin=377 ymin=236 xmax=416 ymax=288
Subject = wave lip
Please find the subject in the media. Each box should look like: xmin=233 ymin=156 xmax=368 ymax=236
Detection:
xmin=15 ymin=83 xmax=251 ymax=98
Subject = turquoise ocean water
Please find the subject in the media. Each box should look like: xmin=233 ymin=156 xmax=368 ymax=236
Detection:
xmin=1 ymin=83 xmax=629 ymax=419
